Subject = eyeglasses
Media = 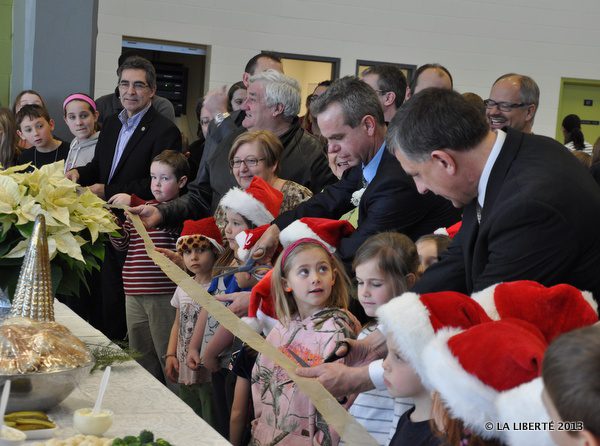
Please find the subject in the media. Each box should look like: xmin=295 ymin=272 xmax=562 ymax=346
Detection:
xmin=229 ymin=157 xmax=265 ymax=168
xmin=200 ymin=118 xmax=211 ymax=126
xmin=118 ymin=80 xmax=150 ymax=91
xmin=483 ymin=99 xmax=531 ymax=112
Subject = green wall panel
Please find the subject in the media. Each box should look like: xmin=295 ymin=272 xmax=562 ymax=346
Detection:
xmin=0 ymin=0 xmax=12 ymax=107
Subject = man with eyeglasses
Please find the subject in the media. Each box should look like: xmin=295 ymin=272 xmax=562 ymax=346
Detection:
xmin=66 ymin=55 xmax=181 ymax=340
xmin=485 ymin=73 xmax=539 ymax=133
xmin=95 ymin=51 xmax=175 ymax=127
xmin=360 ymin=65 xmax=408 ymax=123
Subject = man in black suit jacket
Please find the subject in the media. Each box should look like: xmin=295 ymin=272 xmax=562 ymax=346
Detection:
xmin=252 ymin=77 xmax=459 ymax=270
xmin=65 ymin=57 xmax=181 ymax=340
xmin=389 ymin=88 xmax=600 ymax=300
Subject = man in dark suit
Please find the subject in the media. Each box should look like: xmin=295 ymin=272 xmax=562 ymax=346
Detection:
xmin=252 ymin=77 xmax=460 ymax=271
xmin=389 ymin=88 xmax=600 ymax=299
xmin=66 ymin=56 xmax=181 ymax=340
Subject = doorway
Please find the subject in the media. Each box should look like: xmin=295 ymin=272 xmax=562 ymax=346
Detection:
xmin=556 ymin=78 xmax=600 ymax=147
xmin=264 ymin=51 xmax=340 ymax=116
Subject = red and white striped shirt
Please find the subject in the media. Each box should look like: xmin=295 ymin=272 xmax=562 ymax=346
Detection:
xmin=111 ymin=200 xmax=178 ymax=296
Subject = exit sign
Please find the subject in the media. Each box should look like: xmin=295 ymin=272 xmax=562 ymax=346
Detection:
xmin=584 ymin=99 xmax=593 ymax=106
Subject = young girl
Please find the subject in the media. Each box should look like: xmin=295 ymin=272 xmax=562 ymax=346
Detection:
xmin=186 ymin=176 xmax=283 ymax=438
xmin=165 ymin=217 xmax=224 ymax=426
xmin=63 ymin=93 xmax=100 ymax=171
xmin=347 ymin=232 xmax=419 ymax=446
xmin=251 ymin=238 xmax=361 ymax=445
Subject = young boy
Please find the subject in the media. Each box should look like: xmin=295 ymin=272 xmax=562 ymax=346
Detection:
xmin=16 ymin=104 xmax=69 ymax=170
xmin=109 ymin=149 xmax=189 ymax=386
xmin=542 ymin=324 xmax=600 ymax=446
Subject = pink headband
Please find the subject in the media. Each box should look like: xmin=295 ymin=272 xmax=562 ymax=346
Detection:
xmin=280 ymin=237 xmax=332 ymax=271
xmin=63 ymin=94 xmax=96 ymax=112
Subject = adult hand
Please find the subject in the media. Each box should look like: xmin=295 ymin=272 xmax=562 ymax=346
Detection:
xmin=203 ymin=86 xmax=228 ymax=116
xmin=339 ymin=330 xmax=387 ymax=367
xmin=65 ymin=168 xmax=80 ymax=183
xmin=251 ymin=224 xmax=280 ymax=264
xmin=165 ymin=356 xmax=179 ymax=383
xmin=129 ymin=203 xmax=164 ymax=229
xmin=214 ymin=291 xmax=250 ymax=317
xmin=155 ymin=247 xmax=185 ymax=270
xmin=88 ymin=183 xmax=106 ymax=199
xmin=295 ymin=362 xmax=373 ymax=398
xmin=108 ymin=193 xmax=132 ymax=206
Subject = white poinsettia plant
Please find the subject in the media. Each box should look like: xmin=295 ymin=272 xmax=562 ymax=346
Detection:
xmin=0 ymin=161 xmax=119 ymax=298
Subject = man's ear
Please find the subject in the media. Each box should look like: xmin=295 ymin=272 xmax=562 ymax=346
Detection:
xmin=404 ymin=86 xmax=412 ymax=101
xmin=242 ymin=72 xmax=251 ymax=88
xmin=580 ymin=429 xmax=600 ymax=446
xmin=431 ymin=150 xmax=457 ymax=175
xmin=525 ymin=104 xmax=537 ymax=121
xmin=362 ymin=115 xmax=377 ymax=136
xmin=272 ymin=103 xmax=285 ymax=117
xmin=383 ymin=91 xmax=396 ymax=108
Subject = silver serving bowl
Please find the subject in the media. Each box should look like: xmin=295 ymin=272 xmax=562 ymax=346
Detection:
xmin=0 ymin=361 xmax=94 ymax=411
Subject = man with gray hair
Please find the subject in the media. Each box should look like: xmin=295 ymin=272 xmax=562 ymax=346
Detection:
xmin=485 ymin=73 xmax=539 ymax=133
xmin=139 ymin=69 xmax=334 ymax=227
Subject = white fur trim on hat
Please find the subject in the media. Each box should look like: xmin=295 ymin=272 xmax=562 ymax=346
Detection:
xmin=220 ymin=187 xmax=274 ymax=227
xmin=495 ymin=378 xmax=555 ymax=446
xmin=433 ymin=227 xmax=449 ymax=236
xmin=581 ymin=290 xmax=598 ymax=314
xmin=471 ymin=283 xmax=501 ymax=320
xmin=279 ymin=220 xmax=335 ymax=252
xmin=422 ymin=328 xmax=500 ymax=439
xmin=235 ymin=231 xmax=250 ymax=262
xmin=376 ymin=292 xmax=435 ymax=386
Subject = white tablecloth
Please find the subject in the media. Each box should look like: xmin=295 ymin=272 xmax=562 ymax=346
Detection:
xmin=24 ymin=301 xmax=230 ymax=445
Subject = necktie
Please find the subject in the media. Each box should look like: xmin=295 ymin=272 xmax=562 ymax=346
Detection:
xmin=476 ymin=202 xmax=482 ymax=224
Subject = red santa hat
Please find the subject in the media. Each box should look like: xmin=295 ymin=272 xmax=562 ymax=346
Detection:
xmin=234 ymin=224 xmax=271 ymax=262
xmin=471 ymin=280 xmax=598 ymax=343
xmin=219 ymin=176 xmax=283 ymax=227
xmin=375 ymin=291 xmax=492 ymax=387
xmin=434 ymin=220 xmax=462 ymax=238
xmin=242 ymin=269 xmax=278 ymax=335
xmin=422 ymin=319 xmax=552 ymax=444
xmin=176 ymin=217 xmax=224 ymax=254
xmin=279 ymin=218 xmax=355 ymax=253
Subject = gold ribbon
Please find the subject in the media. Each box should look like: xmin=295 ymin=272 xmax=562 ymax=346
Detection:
xmin=126 ymin=211 xmax=378 ymax=445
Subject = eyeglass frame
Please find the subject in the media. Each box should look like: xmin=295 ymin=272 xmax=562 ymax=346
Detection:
xmin=229 ymin=156 xmax=266 ymax=168
xmin=118 ymin=80 xmax=151 ymax=91
xmin=483 ymin=99 xmax=532 ymax=112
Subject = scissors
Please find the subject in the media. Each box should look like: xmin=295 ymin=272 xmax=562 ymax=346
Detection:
xmin=212 ymin=257 xmax=271 ymax=280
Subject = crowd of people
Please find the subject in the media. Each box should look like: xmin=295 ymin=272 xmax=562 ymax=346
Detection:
xmin=1 ymin=51 xmax=600 ymax=446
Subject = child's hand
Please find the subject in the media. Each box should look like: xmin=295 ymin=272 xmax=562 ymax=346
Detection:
xmin=201 ymin=354 xmax=220 ymax=374
xmin=108 ymin=193 xmax=132 ymax=206
xmin=155 ymin=247 xmax=185 ymax=269
xmin=186 ymin=349 xmax=202 ymax=370
xmin=165 ymin=355 xmax=179 ymax=383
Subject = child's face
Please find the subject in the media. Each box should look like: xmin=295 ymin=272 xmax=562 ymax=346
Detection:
xmin=18 ymin=116 xmax=55 ymax=149
xmin=150 ymin=161 xmax=185 ymax=203
xmin=282 ymin=246 xmax=336 ymax=319
xmin=355 ymin=258 xmax=396 ymax=317
xmin=64 ymin=100 xmax=98 ymax=140
xmin=382 ymin=335 xmax=425 ymax=398
xmin=224 ymin=210 xmax=249 ymax=250
xmin=416 ymin=239 xmax=439 ymax=275
xmin=182 ymin=243 xmax=215 ymax=277
xmin=541 ymin=388 xmax=589 ymax=446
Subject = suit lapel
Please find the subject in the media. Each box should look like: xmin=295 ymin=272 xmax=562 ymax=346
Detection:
xmin=461 ymin=199 xmax=480 ymax=291
xmin=109 ymin=107 xmax=155 ymax=182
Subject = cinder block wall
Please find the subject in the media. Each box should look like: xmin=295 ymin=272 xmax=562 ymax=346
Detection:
xmin=94 ymin=0 xmax=600 ymax=137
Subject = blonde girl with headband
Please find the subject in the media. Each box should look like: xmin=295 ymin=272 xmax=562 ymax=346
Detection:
xmin=250 ymin=238 xmax=361 ymax=445
xmin=63 ymin=93 xmax=100 ymax=171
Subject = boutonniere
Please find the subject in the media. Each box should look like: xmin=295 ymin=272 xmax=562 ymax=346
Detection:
xmin=351 ymin=187 xmax=366 ymax=207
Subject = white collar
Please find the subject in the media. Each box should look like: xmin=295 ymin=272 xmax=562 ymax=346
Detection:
xmin=477 ymin=129 xmax=506 ymax=208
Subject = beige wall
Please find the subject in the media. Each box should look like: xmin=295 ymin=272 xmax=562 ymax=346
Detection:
xmin=95 ymin=0 xmax=600 ymax=137
xmin=281 ymin=59 xmax=332 ymax=116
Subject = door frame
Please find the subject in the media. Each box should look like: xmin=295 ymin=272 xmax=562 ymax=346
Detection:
xmin=262 ymin=51 xmax=340 ymax=80
xmin=556 ymin=77 xmax=600 ymax=141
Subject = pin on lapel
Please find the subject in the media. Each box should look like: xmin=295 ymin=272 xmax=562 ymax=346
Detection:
xmin=141 ymin=126 xmax=146 ymax=132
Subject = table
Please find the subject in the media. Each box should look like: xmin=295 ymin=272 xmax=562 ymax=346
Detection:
xmin=24 ymin=302 xmax=230 ymax=445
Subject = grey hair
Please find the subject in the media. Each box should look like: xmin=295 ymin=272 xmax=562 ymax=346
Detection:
xmin=494 ymin=73 xmax=540 ymax=108
xmin=117 ymin=56 xmax=157 ymax=90
xmin=249 ymin=69 xmax=300 ymax=122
